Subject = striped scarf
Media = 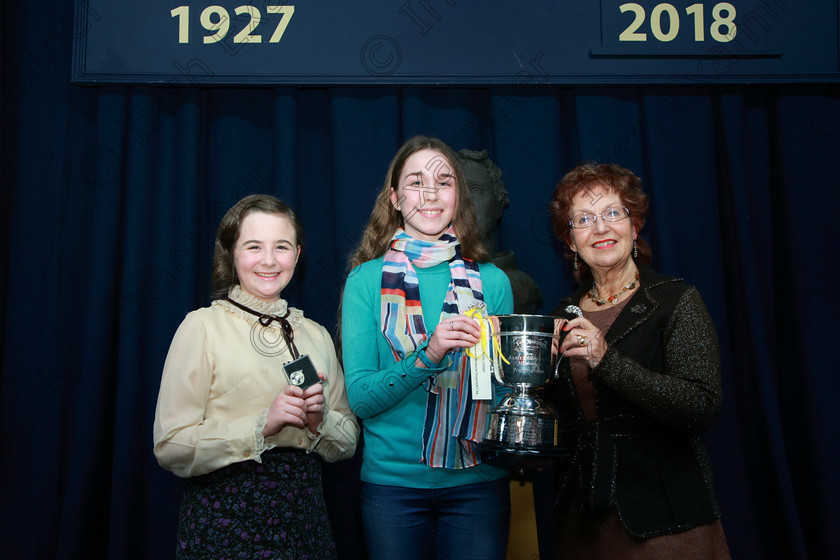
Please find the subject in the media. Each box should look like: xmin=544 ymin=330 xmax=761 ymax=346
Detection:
xmin=381 ymin=227 xmax=488 ymax=469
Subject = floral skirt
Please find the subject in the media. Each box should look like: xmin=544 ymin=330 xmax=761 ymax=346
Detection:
xmin=176 ymin=448 xmax=336 ymax=560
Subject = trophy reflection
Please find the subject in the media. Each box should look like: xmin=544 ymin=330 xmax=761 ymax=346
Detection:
xmin=482 ymin=308 xmax=581 ymax=458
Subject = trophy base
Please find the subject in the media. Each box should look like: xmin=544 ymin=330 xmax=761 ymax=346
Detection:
xmin=476 ymin=440 xmax=568 ymax=459
xmin=484 ymin=409 xmax=562 ymax=450
xmin=476 ymin=439 xmax=568 ymax=479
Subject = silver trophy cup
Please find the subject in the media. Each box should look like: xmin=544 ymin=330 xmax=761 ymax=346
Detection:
xmin=483 ymin=310 xmax=580 ymax=456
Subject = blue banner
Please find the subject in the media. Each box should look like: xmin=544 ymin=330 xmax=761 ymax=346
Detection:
xmin=72 ymin=0 xmax=839 ymax=85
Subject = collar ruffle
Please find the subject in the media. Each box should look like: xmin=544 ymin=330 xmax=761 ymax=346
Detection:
xmin=213 ymin=285 xmax=304 ymax=329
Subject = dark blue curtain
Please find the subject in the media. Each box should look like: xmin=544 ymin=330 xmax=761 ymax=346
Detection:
xmin=2 ymin=2 xmax=839 ymax=559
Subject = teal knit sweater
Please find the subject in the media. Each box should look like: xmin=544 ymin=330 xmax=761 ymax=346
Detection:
xmin=341 ymin=256 xmax=514 ymax=488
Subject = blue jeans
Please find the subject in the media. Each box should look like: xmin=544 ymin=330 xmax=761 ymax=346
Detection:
xmin=360 ymin=478 xmax=511 ymax=560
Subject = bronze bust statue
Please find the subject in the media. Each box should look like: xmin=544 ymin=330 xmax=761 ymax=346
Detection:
xmin=458 ymin=149 xmax=543 ymax=314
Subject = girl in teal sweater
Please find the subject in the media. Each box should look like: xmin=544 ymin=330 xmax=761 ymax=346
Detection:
xmin=341 ymin=136 xmax=513 ymax=560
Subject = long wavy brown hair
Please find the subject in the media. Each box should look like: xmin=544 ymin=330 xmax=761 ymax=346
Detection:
xmin=337 ymin=136 xmax=489 ymax=360
xmin=549 ymin=162 xmax=651 ymax=282
xmin=346 ymin=135 xmax=489 ymax=271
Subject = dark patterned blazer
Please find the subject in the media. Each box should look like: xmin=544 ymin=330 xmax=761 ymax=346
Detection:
xmin=547 ymin=265 xmax=724 ymax=538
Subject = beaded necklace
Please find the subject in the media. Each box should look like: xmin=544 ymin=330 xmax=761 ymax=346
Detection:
xmin=586 ymin=270 xmax=640 ymax=306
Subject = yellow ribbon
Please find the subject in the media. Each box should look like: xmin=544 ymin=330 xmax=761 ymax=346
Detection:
xmin=464 ymin=308 xmax=509 ymax=364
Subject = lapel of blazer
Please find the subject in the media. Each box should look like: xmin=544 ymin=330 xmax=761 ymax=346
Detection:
xmin=588 ymin=266 xmax=681 ymax=346
xmin=604 ymin=286 xmax=657 ymax=346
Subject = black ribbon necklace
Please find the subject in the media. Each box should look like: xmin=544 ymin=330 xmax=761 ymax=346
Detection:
xmin=225 ymin=297 xmax=300 ymax=359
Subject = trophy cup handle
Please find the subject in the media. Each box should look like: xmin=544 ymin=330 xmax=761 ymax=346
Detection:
xmin=493 ymin=362 xmax=505 ymax=385
xmin=489 ymin=317 xmax=506 ymax=385
xmin=551 ymin=317 xmax=565 ymax=380
xmin=550 ymin=306 xmax=582 ymax=380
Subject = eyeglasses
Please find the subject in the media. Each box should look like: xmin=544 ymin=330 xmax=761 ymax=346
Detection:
xmin=569 ymin=206 xmax=630 ymax=229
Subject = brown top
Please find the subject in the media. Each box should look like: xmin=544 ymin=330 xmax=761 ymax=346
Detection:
xmin=570 ymin=298 xmax=629 ymax=420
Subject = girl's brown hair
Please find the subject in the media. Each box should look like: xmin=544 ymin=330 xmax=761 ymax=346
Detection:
xmin=346 ymin=135 xmax=489 ymax=271
xmin=211 ymin=194 xmax=304 ymax=298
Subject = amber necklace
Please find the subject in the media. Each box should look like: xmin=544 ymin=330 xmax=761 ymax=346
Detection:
xmin=586 ymin=270 xmax=640 ymax=306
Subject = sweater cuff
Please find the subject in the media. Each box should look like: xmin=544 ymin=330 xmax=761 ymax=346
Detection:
xmin=589 ymin=347 xmax=637 ymax=389
xmin=413 ymin=340 xmax=451 ymax=371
